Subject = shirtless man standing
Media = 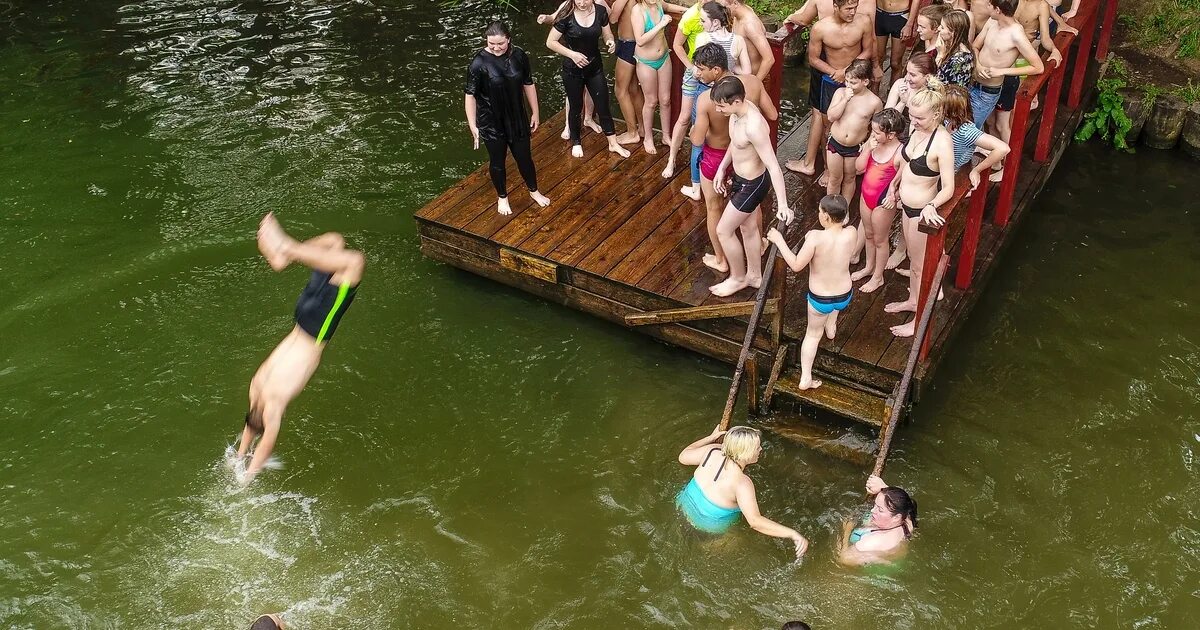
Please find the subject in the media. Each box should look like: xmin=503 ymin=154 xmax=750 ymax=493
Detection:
xmin=689 ymin=43 xmax=777 ymax=273
xmin=710 ymin=76 xmax=793 ymax=297
xmin=765 ymin=195 xmax=857 ymax=390
xmin=786 ymin=0 xmax=874 ymax=178
xmin=720 ymin=0 xmax=775 ymax=84
xmin=969 ymin=0 xmax=1044 ymax=131
xmin=230 ymin=213 xmax=365 ymax=485
xmin=874 ymin=0 xmax=919 ymax=92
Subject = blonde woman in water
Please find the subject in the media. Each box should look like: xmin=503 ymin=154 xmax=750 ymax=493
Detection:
xmin=677 ymin=425 xmax=810 ymax=558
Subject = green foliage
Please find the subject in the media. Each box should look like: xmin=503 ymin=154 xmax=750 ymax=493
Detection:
xmin=1074 ymin=67 xmax=1134 ymax=152
xmin=743 ymin=0 xmax=795 ymax=21
xmin=1174 ymin=79 xmax=1200 ymax=103
xmin=1130 ymin=0 xmax=1200 ymax=60
xmin=1141 ymin=83 xmax=1164 ymax=108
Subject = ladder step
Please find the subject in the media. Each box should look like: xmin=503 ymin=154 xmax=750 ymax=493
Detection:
xmin=759 ymin=416 xmax=877 ymax=466
xmin=773 ymin=370 xmax=889 ymax=427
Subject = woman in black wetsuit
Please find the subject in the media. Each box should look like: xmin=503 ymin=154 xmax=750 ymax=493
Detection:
xmin=546 ymin=0 xmax=631 ymax=159
xmin=465 ymin=21 xmax=551 ymax=216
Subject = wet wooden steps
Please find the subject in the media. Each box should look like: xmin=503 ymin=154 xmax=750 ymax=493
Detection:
xmin=772 ymin=370 xmax=889 ymax=427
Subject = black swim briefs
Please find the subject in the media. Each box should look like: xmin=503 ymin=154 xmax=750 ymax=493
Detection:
xmin=728 ymin=171 xmax=771 ymax=213
xmin=294 ymin=270 xmax=358 ymax=343
xmin=996 ymin=75 xmax=1020 ymax=112
xmin=615 ymin=38 xmax=636 ymax=65
xmin=875 ymin=9 xmax=908 ymax=38
xmin=827 ymin=135 xmax=861 ymax=158
xmin=818 ymin=74 xmax=844 ymax=115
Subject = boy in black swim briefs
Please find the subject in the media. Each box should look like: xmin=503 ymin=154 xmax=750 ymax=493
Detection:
xmin=230 ymin=213 xmax=364 ymax=485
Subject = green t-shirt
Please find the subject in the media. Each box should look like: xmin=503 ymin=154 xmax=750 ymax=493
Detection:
xmin=680 ymin=3 xmax=705 ymax=58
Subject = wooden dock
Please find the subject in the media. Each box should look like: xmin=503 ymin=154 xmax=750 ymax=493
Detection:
xmin=414 ymin=1 xmax=1116 ymax=459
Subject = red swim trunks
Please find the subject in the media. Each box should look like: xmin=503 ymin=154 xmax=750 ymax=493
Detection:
xmin=700 ymin=144 xmax=728 ymax=181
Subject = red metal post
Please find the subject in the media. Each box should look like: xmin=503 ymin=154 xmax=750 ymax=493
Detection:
xmin=954 ymin=176 xmax=988 ymax=289
xmin=1096 ymin=0 xmax=1119 ymax=60
xmin=994 ymin=95 xmax=1031 ymax=226
xmin=767 ymin=38 xmax=786 ymax=149
xmin=1035 ymin=54 xmax=1068 ymax=161
xmin=1068 ymin=6 xmax=1096 ymax=109
xmin=915 ymin=230 xmax=945 ymax=362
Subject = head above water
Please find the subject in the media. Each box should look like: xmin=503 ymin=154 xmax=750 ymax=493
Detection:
xmin=818 ymin=194 xmax=849 ymax=225
xmin=781 ymin=623 xmax=812 ymax=630
xmin=871 ymin=486 xmax=919 ymax=536
xmin=722 ymin=426 xmax=762 ymax=466
xmin=483 ymin=21 xmax=511 ymax=56
xmin=693 ymin=42 xmax=730 ymax=83
xmin=249 ymin=613 xmax=285 ymax=630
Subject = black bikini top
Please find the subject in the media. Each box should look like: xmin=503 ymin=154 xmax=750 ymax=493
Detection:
xmin=703 ymin=447 xmax=731 ymax=481
xmin=902 ymin=129 xmax=939 ymax=178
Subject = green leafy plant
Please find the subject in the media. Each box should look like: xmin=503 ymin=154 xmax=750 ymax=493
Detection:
xmin=1074 ymin=67 xmax=1134 ymax=151
xmin=1174 ymin=79 xmax=1200 ymax=103
xmin=1130 ymin=0 xmax=1200 ymax=60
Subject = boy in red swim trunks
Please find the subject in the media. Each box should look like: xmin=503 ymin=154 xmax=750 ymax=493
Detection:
xmin=689 ymin=43 xmax=777 ymax=274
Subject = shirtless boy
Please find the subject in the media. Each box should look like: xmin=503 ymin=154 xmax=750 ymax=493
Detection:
xmin=710 ymin=76 xmax=793 ymax=297
xmin=765 ymin=195 xmax=857 ymax=390
xmin=689 ymin=43 xmax=777 ymax=273
xmin=231 ymin=214 xmax=365 ymax=485
xmin=825 ymin=59 xmax=883 ymax=201
xmin=720 ymin=0 xmax=775 ymax=83
xmin=969 ymin=0 xmax=1044 ymax=131
xmin=787 ymin=0 xmax=874 ymax=178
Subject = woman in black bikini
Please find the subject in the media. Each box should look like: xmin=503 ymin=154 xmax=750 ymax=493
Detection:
xmin=546 ymin=0 xmax=631 ymax=159
xmin=465 ymin=21 xmax=551 ymax=217
xmin=882 ymin=80 xmax=955 ymax=338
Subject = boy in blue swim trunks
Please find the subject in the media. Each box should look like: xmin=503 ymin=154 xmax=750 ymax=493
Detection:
xmin=766 ymin=195 xmax=857 ymax=391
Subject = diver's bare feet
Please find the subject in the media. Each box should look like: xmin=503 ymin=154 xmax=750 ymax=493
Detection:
xmin=497 ymin=197 xmax=512 ymax=216
xmin=709 ymin=276 xmax=750 ymax=297
xmin=884 ymin=299 xmax=915 ymax=313
xmin=680 ymin=184 xmax=701 ymax=200
xmin=785 ymin=158 xmax=815 ymax=175
xmin=530 ymin=190 xmax=551 ymax=208
xmin=571 ymin=144 xmax=584 ymax=158
xmin=257 ymin=213 xmax=292 ymax=271
xmin=616 ymin=131 xmax=641 ymax=145
xmin=702 ymin=253 xmax=729 ymax=273
xmin=644 ymin=137 xmax=658 ymax=155
xmin=850 ymin=266 xmax=873 ymax=282
xmin=859 ymin=275 xmax=884 ymax=293
xmin=797 ymin=376 xmax=822 ymax=390
xmin=608 ymin=141 xmax=631 ymax=158
xmin=890 ymin=320 xmax=915 ymax=337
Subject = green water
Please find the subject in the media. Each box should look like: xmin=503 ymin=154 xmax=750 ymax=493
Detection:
xmin=1 ymin=1 xmax=1197 ymax=628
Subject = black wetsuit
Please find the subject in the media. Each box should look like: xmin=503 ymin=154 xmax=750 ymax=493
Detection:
xmin=554 ymin=5 xmax=616 ymax=144
xmin=294 ymin=271 xmax=357 ymax=343
xmin=466 ymin=46 xmax=539 ymax=198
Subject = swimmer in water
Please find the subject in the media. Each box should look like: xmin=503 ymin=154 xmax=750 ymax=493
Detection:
xmin=230 ymin=213 xmax=365 ymax=485
xmin=677 ymin=424 xmax=809 ymax=558
xmin=249 ymin=614 xmax=286 ymax=629
xmin=838 ymin=474 xmax=918 ymax=565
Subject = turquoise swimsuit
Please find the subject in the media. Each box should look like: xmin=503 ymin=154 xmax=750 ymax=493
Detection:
xmin=677 ymin=448 xmax=742 ymax=533
xmin=635 ymin=3 xmax=669 ymax=70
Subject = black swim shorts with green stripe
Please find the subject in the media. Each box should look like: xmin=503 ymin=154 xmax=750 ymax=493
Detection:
xmin=294 ymin=271 xmax=357 ymax=343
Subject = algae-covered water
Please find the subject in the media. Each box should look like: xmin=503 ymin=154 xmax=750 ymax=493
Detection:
xmin=1 ymin=1 xmax=1197 ymax=627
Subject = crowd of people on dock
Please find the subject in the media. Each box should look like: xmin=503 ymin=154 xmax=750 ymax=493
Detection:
xmin=223 ymin=0 xmax=1084 ymax=623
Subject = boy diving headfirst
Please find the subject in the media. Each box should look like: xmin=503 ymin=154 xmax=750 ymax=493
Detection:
xmin=229 ymin=213 xmax=365 ymax=485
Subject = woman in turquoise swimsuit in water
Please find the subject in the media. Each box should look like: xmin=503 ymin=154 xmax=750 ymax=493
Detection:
xmin=676 ymin=425 xmax=810 ymax=558
xmin=838 ymin=474 xmax=918 ymax=566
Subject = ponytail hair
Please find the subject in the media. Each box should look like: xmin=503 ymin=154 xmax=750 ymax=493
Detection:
xmin=872 ymin=107 xmax=907 ymax=136
xmin=553 ymin=1 xmax=576 ymax=24
xmin=484 ymin=20 xmax=512 ymax=40
xmin=880 ymin=487 xmax=918 ymax=538
xmin=702 ymin=1 xmax=732 ymax=30
xmin=907 ymin=51 xmax=936 ymax=78
xmin=909 ymin=76 xmax=946 ymax=118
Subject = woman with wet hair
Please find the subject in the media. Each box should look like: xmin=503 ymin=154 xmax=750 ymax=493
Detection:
xmin=676 ymin=425 xmax=809 ymax=558
xmin=935 ymin=9 xmax=975 ymax=87
xmin=465 ymin=21 xmax=551 ymax=216
xmin=838 ymin=474 xmax=918 ymax=565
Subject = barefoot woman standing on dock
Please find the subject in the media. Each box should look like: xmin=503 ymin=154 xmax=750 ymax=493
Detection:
xmin=466 ymin=21 xmax=551 ymax=216
xmin=547 ymin=0 xmax=632 ymax=159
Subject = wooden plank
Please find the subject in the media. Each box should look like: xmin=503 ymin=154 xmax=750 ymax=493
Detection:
xmin=499 ymin=248 xmax=558 ymax=283
xmin=773 ymin=370 xmax=888 ymax=427
xmin=575 ymin=182 xmax=692 ymax=276
xmin=605 ymin=198 xmax=705 ymax=286
xmin=415 ymin=221 xmax=499 ymax=261
xmin=624 ymin=299 xmax=776 ymax=326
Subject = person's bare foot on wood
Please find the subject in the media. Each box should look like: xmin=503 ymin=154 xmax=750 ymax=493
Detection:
xmin=615 ymin=131 xmax=641 ymax=145
xmin=885 ymin=299 xmax=916 ymax=313
xmin=859 ymin=275 xmax=885 ymax=293
xmin=644 ymin=136 xmax=658 ymax=155
xmin=497 ymin=197 xmax=512 ymax=216
xmin=530 ymin=190 xmax=551 ymax=207
xmin=850 ymin=266 xmax=872 ymax=282
xmin=890 ymin=320 xmax=915 ymax=337
xmin=709 ymin=276 xmax=750 ymax=297
xmin=702 ymin=253 xmax=729 ymax=273
xmin=797 ymin=376 xmax=822 ymax=390
xmin=785 ymin=158 xmax=815 ymax=175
